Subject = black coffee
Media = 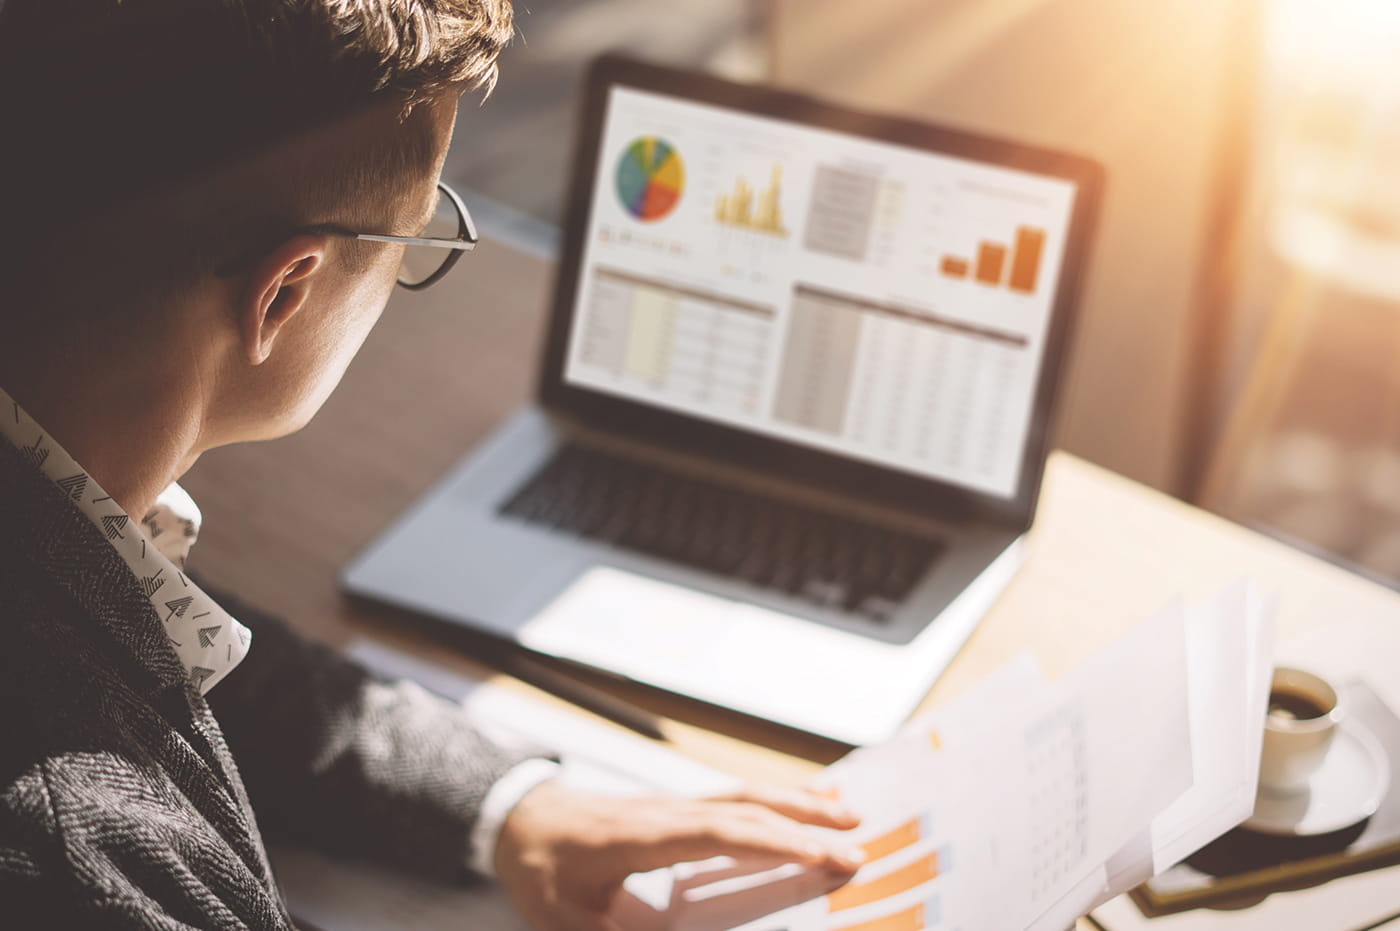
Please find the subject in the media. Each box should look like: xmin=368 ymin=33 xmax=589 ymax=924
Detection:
xmin=1267 ymin=688 xmax=1329 ymax=721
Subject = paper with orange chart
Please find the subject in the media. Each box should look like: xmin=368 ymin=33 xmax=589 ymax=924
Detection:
xmin=613 ymin=581 xmax=1273 ymax=931
xmin=275 ymin=584 xmax=1270 ymax=931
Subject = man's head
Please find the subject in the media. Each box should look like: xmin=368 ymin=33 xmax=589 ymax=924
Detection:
xmin=0 ymin=0 xmax=512 ymax=447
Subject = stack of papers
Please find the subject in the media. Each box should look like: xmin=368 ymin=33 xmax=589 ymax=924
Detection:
xmin=614 ymin=581 xmax=1274 ymax=931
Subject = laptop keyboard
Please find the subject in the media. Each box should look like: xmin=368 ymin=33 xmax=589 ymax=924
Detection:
xmin=498 ymin=444 xmax=944 ymax=622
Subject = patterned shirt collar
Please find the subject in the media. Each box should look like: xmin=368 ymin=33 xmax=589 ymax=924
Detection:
xmin=0 ymin=388 xmax=251 ymax=694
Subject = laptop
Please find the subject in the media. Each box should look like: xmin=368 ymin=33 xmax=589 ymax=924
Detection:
xmin=344 ymin=55 xmax=1102 ymax=745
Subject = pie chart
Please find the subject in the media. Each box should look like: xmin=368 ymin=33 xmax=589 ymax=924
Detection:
xmin=616 ymin=136 xmax=684 ymax=222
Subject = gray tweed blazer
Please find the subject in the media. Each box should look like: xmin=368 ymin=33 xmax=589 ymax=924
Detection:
xmin=0 ymin=435 xmax=536 ymax=928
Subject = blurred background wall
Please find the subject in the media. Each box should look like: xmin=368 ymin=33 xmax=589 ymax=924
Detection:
xmin=1201 ymin=0 xmax=1400 ymax=585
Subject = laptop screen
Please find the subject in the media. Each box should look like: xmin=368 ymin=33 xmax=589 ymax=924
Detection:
xmin=562 ymin=85 xmax=1080 ymax=500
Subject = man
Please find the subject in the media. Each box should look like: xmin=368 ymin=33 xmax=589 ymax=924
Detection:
xmin=0 ymin=1 xmax=864 ymax=928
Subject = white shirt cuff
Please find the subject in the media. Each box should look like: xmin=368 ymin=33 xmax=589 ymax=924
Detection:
xmin=468 ymin=758 xmax=562 ymax=878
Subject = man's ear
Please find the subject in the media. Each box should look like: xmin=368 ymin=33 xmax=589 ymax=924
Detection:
xmin=239 ymin=234 xmax=329 ymax=365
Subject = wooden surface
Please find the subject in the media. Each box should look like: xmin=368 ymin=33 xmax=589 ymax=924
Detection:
xmin=181 ymin=237 xmax=1400 ymax=924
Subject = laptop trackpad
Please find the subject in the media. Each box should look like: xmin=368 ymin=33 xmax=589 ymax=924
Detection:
xmin=519 ymin=567 xmax=927 ymax=744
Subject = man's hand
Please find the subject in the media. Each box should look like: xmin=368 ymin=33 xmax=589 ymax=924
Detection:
xmin=494 ymin=780 xmax=864 ymax=931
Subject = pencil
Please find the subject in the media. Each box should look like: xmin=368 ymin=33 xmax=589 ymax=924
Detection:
xmin=504 ymin=653 xmax=667 ymax=741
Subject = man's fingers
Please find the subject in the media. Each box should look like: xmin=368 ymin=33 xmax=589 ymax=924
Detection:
xmin=617 ymin=803 xmax=865 ymax=876
xmin=497 ymin=786 xmax=868 ymax=931
xmin=708 ymin=784 xmax=862 ymax=830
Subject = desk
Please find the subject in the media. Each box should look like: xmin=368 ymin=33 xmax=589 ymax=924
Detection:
xmin=181 ymin=239 xmax=1400 ymax=927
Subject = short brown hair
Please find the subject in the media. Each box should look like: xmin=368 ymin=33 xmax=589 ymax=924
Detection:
xmin=0 ymin=0 xmax=514 ymax=253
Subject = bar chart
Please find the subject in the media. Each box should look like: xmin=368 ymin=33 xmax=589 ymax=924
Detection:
xmin=940 ymin=225 xmax=1047 ymax=295
xmin=798 ymin=808 xmax=949 ymax=931
xmin=714 ymin=164 xmax=789 ymax=237
xmin=859 ymin=812 xmax=937 ymax=862
xmin=829 ymin=897 xmax=940 ymax=931
xmin=828 ymin=852 xmax=942 ymax=913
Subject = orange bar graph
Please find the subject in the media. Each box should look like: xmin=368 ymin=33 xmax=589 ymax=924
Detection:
xmin=830 ymin=898 xmax=938 ymax=931
xmin=975 ymin=242 xmax=1006 ymax=285
xmin=941 ymin=226 xmax=1046 ymax=294
xmin=1009 ymin=226 xmax=1045 ymax=293
xmin=828 ymin=852 xmax=940 ymax=912
xmin=860 ymin=812 xmax=933 ymax=862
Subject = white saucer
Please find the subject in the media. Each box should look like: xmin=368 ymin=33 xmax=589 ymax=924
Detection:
xmin=1245 ymin=721 xmax=1390 ymax=836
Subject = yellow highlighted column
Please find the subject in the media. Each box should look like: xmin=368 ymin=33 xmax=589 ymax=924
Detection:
xmin=622 ymin=288 xmax=676 ymax=383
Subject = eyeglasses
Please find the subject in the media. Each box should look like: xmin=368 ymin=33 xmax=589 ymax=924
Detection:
xmin=337 ymin=181 xmax=478 ymax=290
xmin=215 ymin=181 xmax=478 ymax=291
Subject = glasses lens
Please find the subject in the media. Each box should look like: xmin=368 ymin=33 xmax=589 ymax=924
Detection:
xmin=397 ymin=188 xmax=465 ymax=287
xmin=398 ymin=245 xmax=446 ymax=288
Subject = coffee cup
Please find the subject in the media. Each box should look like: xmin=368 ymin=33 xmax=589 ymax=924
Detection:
xmin=1258 ymin=667 xmax=1342 ymax=796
